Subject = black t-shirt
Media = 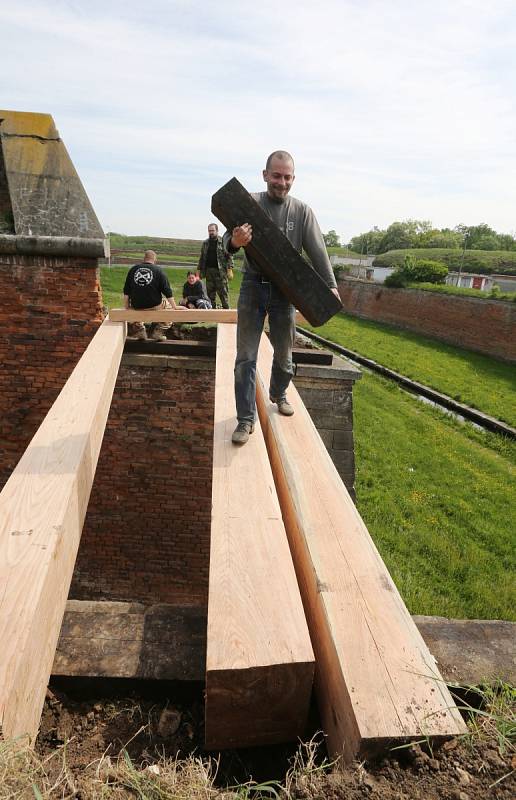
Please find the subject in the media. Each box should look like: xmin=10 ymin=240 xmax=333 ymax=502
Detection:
xmin=182 ymin=280 xmax=208 ymax=302
xmin=123 ymin=263 xmax=173 ymax=309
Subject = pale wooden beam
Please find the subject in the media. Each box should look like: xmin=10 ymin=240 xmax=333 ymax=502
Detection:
xmin=255 ymin=333 xmax=467 ymax=761
xmin=205 ymin=324 xmax=314 ymax=750
xmin=108 ymin=309 xmax=308 ymax=325
xmin=0 ymin=319 xmax=126 ymax=744
xmin=109 ymin=308 xmax=238 ymax=323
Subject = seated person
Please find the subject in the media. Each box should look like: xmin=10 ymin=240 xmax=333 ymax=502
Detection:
xmin=123 ymin=250 xmax=184 ymax=341
xmin=180 ymin=271 xmax=212 ymax=309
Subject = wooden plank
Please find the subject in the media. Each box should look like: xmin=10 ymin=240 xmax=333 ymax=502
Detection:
xmin=205 ymin=324 xmax=314 ymax=750
xmin=255 ymin=333 xmax=467 ymax=761
xmin=109 ymin=308 xmax=309 ymax=325
xmin=0 ymin=319 xmax=126 ymax=744
xmin=211 ymin=177 xmax=342 ymax=326
xmin=109 ymin=308 xmax=238 ymax=323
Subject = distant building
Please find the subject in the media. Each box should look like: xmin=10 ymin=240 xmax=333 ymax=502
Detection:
xmin=330 ymin=256 xmax=395 ymax=283
xmin=446 ymin=272 xmax=494 ymax=291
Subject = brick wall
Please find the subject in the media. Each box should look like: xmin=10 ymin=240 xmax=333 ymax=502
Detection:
xmin=0 ymin=254 xmax=103 ymax=489
xmin=70 ymin=353 xmax=215 ymax=608
xmin=338 ymin=278 xmax=516 ymax=363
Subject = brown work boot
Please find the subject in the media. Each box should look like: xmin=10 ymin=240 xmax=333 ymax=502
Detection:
xmin=231 ymin=422 xmax=255 ymax=445
xmin=276 ymin=399 xmax=294 ymax=416
xmin=150 ymin=328 xmax=167 ymax=342
xmin=131 ymin=328 xmax=148 ymax=340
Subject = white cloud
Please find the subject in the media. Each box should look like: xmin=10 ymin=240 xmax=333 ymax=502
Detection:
xmin=1 ymin=0 xmax=515 ymax=240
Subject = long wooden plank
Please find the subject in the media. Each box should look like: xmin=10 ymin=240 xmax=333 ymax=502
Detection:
xmin=0 ymin=319 xmax=126 ymax=744
xmin=255 ymin=333 xmax=467 ymax=760
xmin=211 ymin=177 xmax=342 ymax=326
xmin=109 ymin=308 xmax=238 ymax=323
xmin=109 ymin=308 xmax=308 ymax=325
xmin=205 ymin=324 xmax=314 ymax=750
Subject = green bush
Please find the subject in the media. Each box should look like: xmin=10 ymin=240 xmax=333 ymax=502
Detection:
xmin=400 ymin=256 xmax=448 ymax=284
xmin=385 ymin=256 xmax=448 ymax=287
xmin=384 ymin=271 xmax=407 ymax=287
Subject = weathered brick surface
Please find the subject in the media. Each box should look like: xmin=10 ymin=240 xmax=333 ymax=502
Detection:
xmin=0 ymin=255 xmax=103 ymax=489
xmin=338 ymin=278 xmax=516 ymax=362
xmin=70 ymin=354 xmax=215 ymax=608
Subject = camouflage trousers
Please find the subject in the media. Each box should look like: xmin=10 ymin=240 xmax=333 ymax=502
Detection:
xmin=206 ymin=269 xmax=229 ymax=309
xmin=128 ymin=299 xmax=173 ymax=339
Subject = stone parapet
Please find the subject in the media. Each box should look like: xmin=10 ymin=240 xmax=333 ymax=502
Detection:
xmin=293 ymin=356 xmax=361 ymax=496
xmin=338 ymin=277 xmax=516 ymax=363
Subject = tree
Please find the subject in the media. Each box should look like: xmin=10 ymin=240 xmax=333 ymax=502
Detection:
xmin=378 ymin=221 xmax=417 ymax=253
xmin=417 ymin=229 xmax=462 ymax=249
xmin=348 ymin=226 xmax=384 ymax=255
xmin=323 ymin=229 xmax=340 ymax=247
xmin=456 ymin=223 xmax=499 ymax=251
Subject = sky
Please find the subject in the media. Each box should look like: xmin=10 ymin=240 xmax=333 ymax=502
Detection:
xmin=1 ymin=0 xmax=515 ymax=243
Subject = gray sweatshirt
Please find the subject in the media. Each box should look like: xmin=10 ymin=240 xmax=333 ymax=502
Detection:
xmin=224 ymin=191 xmax=337 ymax=289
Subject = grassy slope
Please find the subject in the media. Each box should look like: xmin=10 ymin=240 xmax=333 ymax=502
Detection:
xmin=354 ymin=373 xmax=515 ymax=619
xmin=302 ymin=313 xmax=516 ymax=427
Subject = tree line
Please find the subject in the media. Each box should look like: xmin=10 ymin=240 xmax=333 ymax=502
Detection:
xmin=323 ymin=222 xmax=516 ymax=254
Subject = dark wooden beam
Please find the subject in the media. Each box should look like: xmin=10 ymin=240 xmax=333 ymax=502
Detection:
xmin=211 ymin=178 xmax=342 ymax=327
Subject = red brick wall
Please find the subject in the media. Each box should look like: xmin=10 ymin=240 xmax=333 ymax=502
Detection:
xmin=0 ymin=255 xmax=103 ymax=488
xmin=70 ymin=354 xmax=215 ymax=608
xmin=338 ymin=279 xmax=516 ymax=362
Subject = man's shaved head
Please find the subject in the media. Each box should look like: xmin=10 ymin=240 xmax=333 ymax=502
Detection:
xmin=143 ymin=250 xmax=157 ymax=263
xmin=265 ymin=150 xmax=294 ymax=171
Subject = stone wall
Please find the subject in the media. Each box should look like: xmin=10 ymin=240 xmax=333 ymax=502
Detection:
xmin=0 ymin=254 xmax=103 ymax=489
xmin=293 ymin=357 xmax=360 ymax=497
xmin=338 ymin=278 xmax=516 ymax=363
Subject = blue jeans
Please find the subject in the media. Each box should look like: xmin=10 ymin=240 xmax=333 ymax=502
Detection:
xmin=235 ymin=273 xmax=295 ymax=424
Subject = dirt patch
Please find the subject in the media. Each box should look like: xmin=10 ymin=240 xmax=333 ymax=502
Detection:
xmin=29 ymin=679 xmax=515 ymax=799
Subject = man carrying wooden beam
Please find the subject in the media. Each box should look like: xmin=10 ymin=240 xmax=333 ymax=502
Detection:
xmin=224 ymin=151 xmax=340 ymax=444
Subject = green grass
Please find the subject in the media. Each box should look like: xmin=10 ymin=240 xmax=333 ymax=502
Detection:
xmin=301 ymin=313 xmax=516 ymax=427
xmin=354 ymin=371 xmax=516 ymax=620
xmin=374 ymin=248 xmax=516 ymax=275
xmin=327 ymin=246 xmax=363 ymax=258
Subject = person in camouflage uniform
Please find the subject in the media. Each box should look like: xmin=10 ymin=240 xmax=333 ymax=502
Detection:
xmin=197 ymin=223 xmax=233 ymax=308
